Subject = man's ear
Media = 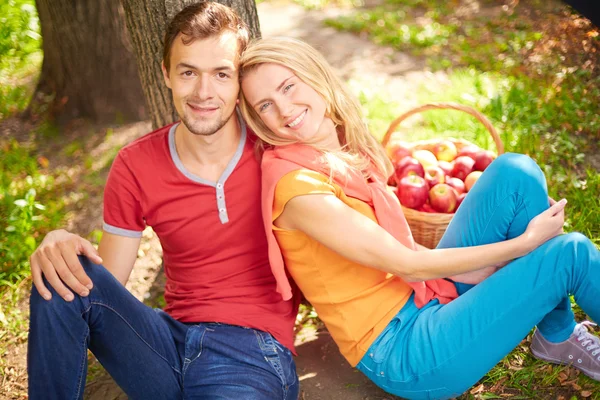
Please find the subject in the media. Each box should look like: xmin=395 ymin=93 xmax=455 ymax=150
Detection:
xmin=162 ymin=62 xmax=172 ymax=89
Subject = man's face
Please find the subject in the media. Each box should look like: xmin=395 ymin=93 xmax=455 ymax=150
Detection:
xmin=163 ymin=32 xmax=240 ymax=136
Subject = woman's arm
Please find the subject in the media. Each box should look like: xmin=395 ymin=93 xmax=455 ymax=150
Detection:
xmin=276 ymin=193 xmax=566 ymax=282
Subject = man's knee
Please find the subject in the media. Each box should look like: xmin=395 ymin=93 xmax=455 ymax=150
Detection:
xmin=77 ymin=255 xmax=114 ymax=282
xmin=30 ymin=256 xmax=118 ymax=313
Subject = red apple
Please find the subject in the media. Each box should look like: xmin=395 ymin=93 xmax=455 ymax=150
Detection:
xmin=417 ymin=203 xmax=436 ymax=213
xmin=474 ymin=150 xmax=496 ymax=171
xmin=451 ymin=156 xmax=475 ymax=181
xmin=456 ymin=193 xmax=467 ymax=209
xmin=424 ymin=166 xmax=445 ymax=188
xmin=395 ymin=157 xmax=425 ymax=180
xmin=464 ymin=171 xmax=483 ymax=192
xmin=397 ymin=175 xmax=429 ymax=209
xmin=437 ymin=160 xmax=454 ymax=176
xmin=457 ymin=144 xmax=480 ymax=161
xmin=412 ymin=149 xmax=438 ymax=169
xmin=445 ymin=176 xmax=466 ymax=195
xmin=387 ymin=141 xmax=412 ymax=165
xmin=432 ymin=140 xmax=458 ymax=162
xmin=429 ymin=183 xmax=458 ymax=213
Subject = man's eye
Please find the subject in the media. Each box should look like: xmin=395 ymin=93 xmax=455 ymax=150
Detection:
xmin=182 ymin=71 xmax=194 ymax=77
xmin=218 ymin=72 xmax=229 ymax=79
xmin=259 ymin=103 xmax=271 ymax=112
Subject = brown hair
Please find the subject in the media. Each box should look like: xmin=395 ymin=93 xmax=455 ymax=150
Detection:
xmin=163 ymin=1 xmax=250 ymax=72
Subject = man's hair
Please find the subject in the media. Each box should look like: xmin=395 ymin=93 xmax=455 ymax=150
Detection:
xmin=163 ymin=1 xmax=250 ymax=72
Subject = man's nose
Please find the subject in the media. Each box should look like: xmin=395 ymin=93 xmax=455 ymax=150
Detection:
xmin=195 ymin=75 xmax=214 ymax=100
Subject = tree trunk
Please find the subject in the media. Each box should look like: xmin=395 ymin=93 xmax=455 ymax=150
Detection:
xmin=31 ymin=0 xmax=146 ymax=125
xmin=121 ymin=0 xmax=261 ymax=129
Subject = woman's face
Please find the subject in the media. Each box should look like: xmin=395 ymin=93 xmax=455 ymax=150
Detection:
xmin=242 ymin=63 xmax=335 ymax=146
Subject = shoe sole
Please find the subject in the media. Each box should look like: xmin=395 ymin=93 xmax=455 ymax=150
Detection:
xmin=531 ymin=347 xmax=600 ymax=381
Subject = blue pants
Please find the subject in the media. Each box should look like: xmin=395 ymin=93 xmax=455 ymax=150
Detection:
xmin=27 ymin=258 xmax=299 ymax=400
xmin=358 ymin=153 xmax=600 ymax=399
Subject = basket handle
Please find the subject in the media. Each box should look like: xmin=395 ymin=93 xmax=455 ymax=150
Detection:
xmin=381 ymin=102 xmax=504 ymax=154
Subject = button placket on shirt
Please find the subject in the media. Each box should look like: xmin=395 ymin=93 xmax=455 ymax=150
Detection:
xmin=216 ymin=182 xmax=228 ymax=224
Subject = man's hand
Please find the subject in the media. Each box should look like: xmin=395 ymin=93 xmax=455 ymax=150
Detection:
xmin=30 ymin=229 xmax=103 ymax=301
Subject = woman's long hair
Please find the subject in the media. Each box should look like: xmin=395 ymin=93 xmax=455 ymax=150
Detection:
xmin=238 ymin=37 xmax=393 ymax=180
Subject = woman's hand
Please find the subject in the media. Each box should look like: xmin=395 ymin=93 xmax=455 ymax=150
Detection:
xmin=522 ymin=198 xmax=567 ymax=251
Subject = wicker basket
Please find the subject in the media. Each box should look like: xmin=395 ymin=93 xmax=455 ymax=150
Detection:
xmin=381 ymin=102 xmax=505 ymax=249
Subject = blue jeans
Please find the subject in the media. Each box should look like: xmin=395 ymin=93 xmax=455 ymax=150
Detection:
xmin=27 ymin=257 xmax=299 ymax=400
xmin=358 ymin=153 xmax=600 ymax=400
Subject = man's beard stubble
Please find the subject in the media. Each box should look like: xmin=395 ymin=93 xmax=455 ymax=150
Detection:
xmin=181 ymin=107 xmax=234 ymax=137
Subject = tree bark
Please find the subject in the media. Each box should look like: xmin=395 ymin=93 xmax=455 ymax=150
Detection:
xmin=121 ymin=0 xmax=261 ymax=129
xmin=31 ymin=0 xmax=146 ymax=125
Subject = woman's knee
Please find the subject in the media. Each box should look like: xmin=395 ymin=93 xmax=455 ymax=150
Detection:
xmin=544 ymin=233 xmax=597 ymax=278
xmin=492 ymin=153 xmax=543 ymax=179
xmin=561 ymin=232 xmax=597 ymax=261
xmin=487 ymin=152 xmax=546 ymax=194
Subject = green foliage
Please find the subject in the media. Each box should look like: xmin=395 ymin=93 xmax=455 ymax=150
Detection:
xmin=0 ymin=0 xmax=40 ymax=67
xmin=1 ymin=188 xmax=44 ymax=286
xmin=0 ymin=140 xmax=64 ymax=293
xmin=0 ymin=0 xmax=42 ymax=120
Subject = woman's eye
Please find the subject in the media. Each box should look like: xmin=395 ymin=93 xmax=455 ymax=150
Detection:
xmin=259 ymin=103 xmax=271 ymax=112
xmin=283 ymin=84 xmax=294 ymax=93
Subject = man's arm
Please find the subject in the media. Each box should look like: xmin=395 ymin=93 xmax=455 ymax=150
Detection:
xmin=30 ymin=230 xmax=140 ymax=301
xmin=98 ymin=231 xmax=141 ymax=286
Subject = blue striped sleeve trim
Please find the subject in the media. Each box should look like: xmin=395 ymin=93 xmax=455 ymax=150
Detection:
xmin=103 ymin=222 xmax=143 ymax=238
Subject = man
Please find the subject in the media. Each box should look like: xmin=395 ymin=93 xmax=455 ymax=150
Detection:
xmin=27 ymin=2 xmax=300 ymax=399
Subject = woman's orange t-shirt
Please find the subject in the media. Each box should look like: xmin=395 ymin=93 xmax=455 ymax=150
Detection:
xmin=273 ymin=169 xmax=413 ymax=366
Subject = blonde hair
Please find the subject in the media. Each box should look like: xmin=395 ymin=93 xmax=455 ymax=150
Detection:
xmin=238 ymin=37 xmax=393 ymax=180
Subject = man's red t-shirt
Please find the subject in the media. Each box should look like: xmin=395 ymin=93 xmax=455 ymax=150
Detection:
xmin=103 ymin=117 xmax=298 ymax=352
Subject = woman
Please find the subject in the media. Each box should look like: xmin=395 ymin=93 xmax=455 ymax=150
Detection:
xmin=238 ymin=37 xmax=600 ymax=399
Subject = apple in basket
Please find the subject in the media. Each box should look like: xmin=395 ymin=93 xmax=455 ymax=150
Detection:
xmin=412 ymin=149 xmax=438 ymax=169
xmin=424 ymin=166 xmax=445 ymax=188
xmin=429 ymin=183 xmax=458 ymax=213
xmin=457 ymin=144 xmax=481 ymax=161
xmin=474 ymin=150 xmax=496 ymax=171
xmin=397 ymin=175 xmax=429 ymax=209
xmin=451 ymin=156 xmax=475 ymax=181
xmin=465 ymin=171 xmax=483 ymax=192
xmin=432 ymin=140 xmax=458 ymax=162
xmin=395 ymin=157 xmax=425 ymax=180
xmin=417 ymin=202 xmax=436 ymax=213
xmin=445 ymin=176 xmax=466 ymax=195
xmin=437 ymin=160 xmax=454 ymax=176
xmin=387 ymin=141 xmax=412 ymax=165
